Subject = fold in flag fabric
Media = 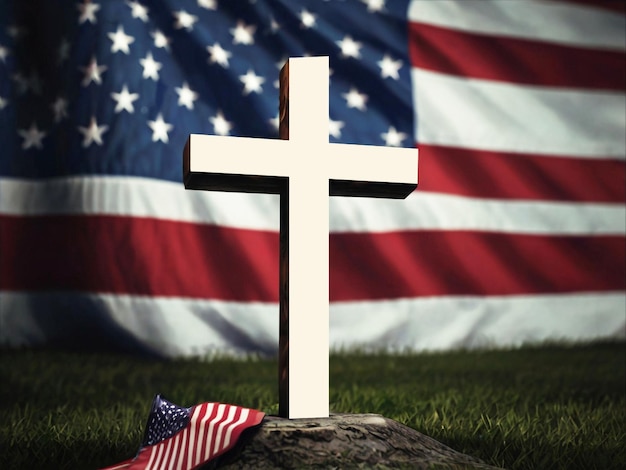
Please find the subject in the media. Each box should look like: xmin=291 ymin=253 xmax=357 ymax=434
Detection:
xmin=100 ymin=395 xmax=265 ymax=470
xmin=0 ymin=1 xmax=624 ymax=355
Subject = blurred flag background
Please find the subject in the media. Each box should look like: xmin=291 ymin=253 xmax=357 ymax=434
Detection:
xmin=0 ymin=0 xmax=624 ymax=357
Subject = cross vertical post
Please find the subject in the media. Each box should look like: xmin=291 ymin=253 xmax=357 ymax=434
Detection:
xmin=183 ymin=56 xmax=417 ymax=419
xmin=277 ymin=58 xmax=330 ymax=419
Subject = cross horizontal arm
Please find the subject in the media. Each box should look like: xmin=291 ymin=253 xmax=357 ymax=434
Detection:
xmin=327 ymin=143 xmax=417 ymax=198
xmin=184 ymin=134 xmax=293 ymax=189
xmin=185 ymin=134 xmax=418 ymax=198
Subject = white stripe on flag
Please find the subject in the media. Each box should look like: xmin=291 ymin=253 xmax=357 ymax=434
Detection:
xmin=147 ymin=443 xmax=165 ymax=470
xmin=408 ymin=0 xmax=626 ymax=50
xmin=223 ymin=408 xmax=250 ymax=450
xmin=0 ymin=176 xmax=280 ymax=230
xmin=204 ymin=404 xmax=226 ymax=462
xmin=412 ymin=68 xmax=626 ymax=158
xmin=331 ymin=294 xmax=626 ymax=350
xmin=2 ymin=178 xmax=623 ymax=235
xmin=159 ymin=438 xmax=171 ymax=468
xmin=213 ymin=406 xmax=238 ymax=455
xmin=174 ymin=425 xmax=188 ymax=470
xmin=146 ymin=446 xmax=158 ymax=470
xmin=186 ymin=405 xmax=204 ymax=468
xmin=102 ymin=464 xmax=131 ymax=470
xmin=167 ymin=431 xmax=182 ymax=470
xmin=330 ymin=192 xmax=625 ymax=235
xmin=1 ymin=292 xmax=622 ymax=356
xmin=193 ymin=403 xmax=214 ymax=466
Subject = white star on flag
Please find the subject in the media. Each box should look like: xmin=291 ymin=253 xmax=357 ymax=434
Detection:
xmin=175 ymin=82 xmax=199 ymax=110
xmin=148 ymin=114 xmax=173 ymax=143
xmin=300 ymin=10 xmax=316 ymax=29
xmin=18 ymin=123 xmax=46 ymax=150
xmin=151 ymin=30 xmax=170 ymax=50
xmin=230 ymin=21 xmax=255 ymax=45
xmin=174 ymin=10 xmax=198 ymax=30
xmin=198 ymin=0 xmax=217 ymax=9
xmin=0 ymin=96 xmax=7 ymax=110
xmin=80 ymin=56 xmax=107 ymax=86
xmin=108 ymin=25 xmax=135 ymax=54
xmin=78 ymin=117 xmax=108 ymax=147
xmin=240 ymin=69 xmax=265 ymax=95
xmin=0 ymin=45 xmax=9 ymax=63
xmin=127 ymin=1 xmax=149 ymax=22
xmin=269 ymin=114 xmax=279 ymax=131
xmin=77 ymin=0 xmax=100 ymax=24
xmin=111 ymin=85 xmax=139 ymax=113
xmin=336 ymin=35 xmax=362 ymax=59
xmin=140 ymin=52 xmax=162 ymax=81
xmin=329 ymin=118 xmax=345 ymax=139
xmin=381 ymin=126 xmax=407 ymax=146
xmin=342 ymin=87 xmax=368 ymax=111
xmin=51 ymin=97 xmax=68 ymax=122
xmin=270 ymin=18 xmax=281 ymax=33
xmin=210 ymin=111 xmax=233 ymax=136
xmin=207 ymin=43 xmax=232 ymax=68
xmin=362 ymin=0 xmax=386 ymax=12
xmin=377 ymin=54 xmax=402 ymax=80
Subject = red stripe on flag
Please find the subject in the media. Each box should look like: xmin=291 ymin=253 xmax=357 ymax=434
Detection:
xmin=151 ymin=443 xmax=165 ymax=470
xmin=330 ymin=230 xmax=625 ymax=300
xmin=218 ymin=406 xmax=239 ymax=453
xmin=418 ymin=144 xmax=626 ymax=202
xmin=177 ymin=419 xmax=190 ymax=470
xmin=168 ymin=433 xmax=181 ymax=469
xmin=224 ymin=408 xmax=249 ymax=450
xmin=186 ymin=404 xmax=204 ymax=468
xmin=160 ymin=437 xmax=173 ymax=468
xmin=213 ymin=405 xmax=237 ymax=457
xmin=0 ymin=214 xmax=279 ymax=301
xmin=2 ymin=215 xmax=623 ymax=300
xmin=408 ymin=21 xmax=625 ymax=90
xmin=562 ymin=0 xmax=626 ymax=14
xmin=205 ymin=404 xmax=226 ymax=462
xmin=195 ymin=403 xmax=215 ymax=465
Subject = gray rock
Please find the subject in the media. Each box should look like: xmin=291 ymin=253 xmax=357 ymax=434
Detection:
xmin=212 ymin=413 xmax=505 ymax=469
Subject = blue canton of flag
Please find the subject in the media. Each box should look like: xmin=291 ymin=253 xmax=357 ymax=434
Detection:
xmin=142 ymin=396 xmax=190 ymax=447
xmin=0 ymin=0 xmax=413 ymax=183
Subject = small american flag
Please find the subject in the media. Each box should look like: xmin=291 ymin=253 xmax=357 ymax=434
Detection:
xmin=100 ymin=395 xmax=265 ymax=470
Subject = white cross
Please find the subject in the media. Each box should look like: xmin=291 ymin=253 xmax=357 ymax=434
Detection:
xmin=183 ymin=56 xmax=418 ymax=419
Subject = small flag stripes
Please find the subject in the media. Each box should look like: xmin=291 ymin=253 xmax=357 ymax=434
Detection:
xmin=100 ymin=395 xmax=265 ymax=470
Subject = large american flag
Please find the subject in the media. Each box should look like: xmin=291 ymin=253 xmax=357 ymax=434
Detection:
xmin=0 ymin=1 xmax=624 ymax=356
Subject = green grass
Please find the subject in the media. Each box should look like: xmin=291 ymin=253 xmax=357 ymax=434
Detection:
xmin=1 ymin=340 xmax=624 ymax=469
